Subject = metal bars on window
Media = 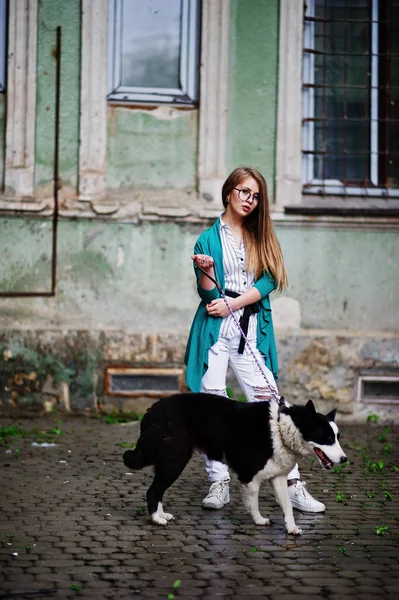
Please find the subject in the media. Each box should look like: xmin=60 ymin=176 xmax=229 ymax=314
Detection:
xmin=302 ymin=0 xmax=399 ymax=197
xmin=107 ymin=0 xmax=200 ymax=104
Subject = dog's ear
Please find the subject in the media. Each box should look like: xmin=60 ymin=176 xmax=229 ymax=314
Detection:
xmin=306 ymin=399 xmax=317 ymax=414
xmin=326 ymin=408 xmax=337 ymax=422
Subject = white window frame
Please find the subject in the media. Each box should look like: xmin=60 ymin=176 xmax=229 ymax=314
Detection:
xmin=79 ymin=0 xmax=229 ymax=203
xmin=0 ymin=0 xmax=6 ymax=92
xmin=302 ymin=0 xmax=399 ymax=198
xmin=275 ymin=0 xmax=304 ymax=209
xmin=107 ymin=0 xmax=200 ymax=105
xmin=4 ymin=0 xmax=38 ymax=198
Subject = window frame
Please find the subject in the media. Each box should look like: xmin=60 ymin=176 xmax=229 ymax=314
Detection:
xmin=0 ymin=0 xmax=6 ymax=93
xmin=107 ymin=0 xmax=200 ymax=105
xmin=301 ymin=0 xmax=399 ymax=199
xmin=275 ymin=0 xmax=399 ymax=215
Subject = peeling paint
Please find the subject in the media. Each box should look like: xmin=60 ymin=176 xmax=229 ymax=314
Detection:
xmin=116 ymin=246 xmax=125 ymax=268
xmin=117 ymin=105 xmax=192 ymax=121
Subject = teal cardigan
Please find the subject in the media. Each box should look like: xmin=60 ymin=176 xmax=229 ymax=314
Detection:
xmin=184 ymin=218 xmax=279 ymax=392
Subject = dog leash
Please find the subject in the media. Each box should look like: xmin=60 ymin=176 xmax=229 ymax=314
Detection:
xmin=194 ymin=261 xmax=280 ymax=401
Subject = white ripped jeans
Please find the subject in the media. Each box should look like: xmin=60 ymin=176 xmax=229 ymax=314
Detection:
xmin=200 ymin=332 xmax=300 ymax=482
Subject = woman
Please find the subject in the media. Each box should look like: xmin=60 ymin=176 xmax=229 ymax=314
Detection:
xmin=184 ymin=166 xmax=325 ymax=513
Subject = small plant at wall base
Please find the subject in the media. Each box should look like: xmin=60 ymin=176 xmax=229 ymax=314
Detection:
xmin=1 ymin=345 xmax=100 ymax=410
xmin=104 ymin=409 xmax=140 ymax=424
xmin=367 ymin=414 xmax=380 ymax=424
xmin=1 ymin=349 xmax=74 ymax=407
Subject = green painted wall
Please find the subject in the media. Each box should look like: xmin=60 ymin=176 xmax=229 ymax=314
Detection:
xmin=106 ymin=107 xmax=199 ymax=191
xmin=35 ymin=0 xmax=81 ymax=192
xmin=278 ymin=227 xmax=399 ymax=332
xmin=227 ymin=0 xmax=279 ymax=198
xmin=0 ymin=95 xmax=5 ymax=188
xmin=0 ymin=218 xmax=398 ymax=334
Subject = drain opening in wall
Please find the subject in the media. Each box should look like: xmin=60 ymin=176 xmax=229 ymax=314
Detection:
xmin=357 ymin=376 xmax=399 ymax=405
xmin=105 ymin=367 xmax=184 ymax=397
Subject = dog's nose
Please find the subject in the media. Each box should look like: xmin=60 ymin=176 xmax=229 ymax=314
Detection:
xmin=340 ymin=456 xmax=348 ymax=464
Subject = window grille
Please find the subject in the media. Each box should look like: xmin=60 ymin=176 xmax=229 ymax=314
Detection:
xmin=302 ymin=0 xmax=399 ymax=198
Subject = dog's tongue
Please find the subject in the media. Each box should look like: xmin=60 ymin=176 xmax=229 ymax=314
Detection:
xmin=314 ymin=447 xmax=333 ymax=470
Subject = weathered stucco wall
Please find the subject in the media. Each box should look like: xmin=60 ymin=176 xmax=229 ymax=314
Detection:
xmin=227 ymin=0 xmax=279 ymax=198
xmin=35 ymin=0 xmax=81 ymax=195
xmin=106 ymin=106 xmax=199 ymax=191
xmin=1 ymin=217 xmax=398 ymax=418
xmin=2 ymin=219 xmax=398 ymax=333
xmin=0 ymin=96 xmax=4 ymax=187
xmin=0 ymin=0 xmax=397 ymax=419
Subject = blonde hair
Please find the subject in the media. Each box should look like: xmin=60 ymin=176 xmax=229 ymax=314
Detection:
xmin=222 ymin=167 xmax=288 ymax=291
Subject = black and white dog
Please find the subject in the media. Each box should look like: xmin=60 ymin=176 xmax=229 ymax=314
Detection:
xmin=123 ymin=393 xmax=347 ymax=535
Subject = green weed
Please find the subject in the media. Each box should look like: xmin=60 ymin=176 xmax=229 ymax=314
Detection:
xmin=47 ymin=426 xmax=63 ymax=436
xmin=104 ymin=409 xmax=140 ymax=424
xmin=366 ymin=490 xmax=375 ymax=498
xmin=0 ymin=426 xmax=25 ymax=445
xmin=375 ymin=525 xmax=389 ymax=536
xmin=378 ymin=426 xmax=390 ymax=442
xmin=167 ymin=579 xmax=182 ymax=599
xmin=115 ymin=441 xmax=136 ymax=449
xmin=333 ymin=462 xmax=349 ymax=479
xmin=338 ymin=546 xmax=348 ymax=555
xmin=367 ymin=414 xmax=380 ymax=424
xmin=1 ymin=533 xmax=12 ymax=545
xmin=335 ymin=491 xmax=348 ymax=503
xmin=364 ymin=459 xmax=385 ymax=473
xmin=136 ymin=505 xmax=146 ymax=516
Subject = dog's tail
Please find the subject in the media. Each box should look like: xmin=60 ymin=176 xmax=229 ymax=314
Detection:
xmin=123 ymin=447 xmax=149 ymax=470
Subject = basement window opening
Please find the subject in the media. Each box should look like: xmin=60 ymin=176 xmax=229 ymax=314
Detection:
xmin=357 ymin=375 xmax=399 ymax=404
xmin=105 ymin=367 xmax=184 ymax=398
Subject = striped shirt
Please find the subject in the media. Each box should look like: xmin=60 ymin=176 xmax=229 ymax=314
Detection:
xmin=219 ymin=216 xmax=257 ymax=342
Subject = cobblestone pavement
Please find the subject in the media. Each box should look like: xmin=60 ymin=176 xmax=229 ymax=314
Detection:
xmin=0 ymin=413 xmax=398 ymax=600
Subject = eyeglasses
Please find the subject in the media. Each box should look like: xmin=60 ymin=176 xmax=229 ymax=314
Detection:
xmin=233 ymin=188 xmax=260 ymax=205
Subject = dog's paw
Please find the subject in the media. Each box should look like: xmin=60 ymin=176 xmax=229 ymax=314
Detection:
xmin=254 ymin=517 xmax=270 ymax=526
xmin=287 ymin=525 xmax=302 ymax=535
xmin=151 ymin=514 xmax=168 ymax=526
xmin=162 ymin=512 xmax=174 ymax=522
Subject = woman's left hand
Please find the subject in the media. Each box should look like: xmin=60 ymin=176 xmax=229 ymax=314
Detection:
xmin=206 ymin=298 xmax=231 ymax=318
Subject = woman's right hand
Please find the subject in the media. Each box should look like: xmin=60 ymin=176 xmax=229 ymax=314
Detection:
xmin=191 ymin=254 xmax=214 ymax=271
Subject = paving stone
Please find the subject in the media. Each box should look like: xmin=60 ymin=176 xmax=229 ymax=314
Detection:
xmin=0 ymin=416 xmax=398 ymax=599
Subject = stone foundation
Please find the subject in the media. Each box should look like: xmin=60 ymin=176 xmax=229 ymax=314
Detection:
xmin=0 ymin=329 xmax=398 ymax=421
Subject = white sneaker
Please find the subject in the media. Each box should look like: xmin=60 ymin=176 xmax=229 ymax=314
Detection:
xmin=202 ymin=480 xmax=230 ymax=509
xmin=288 ymin=480 xmax=326 ymax=513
